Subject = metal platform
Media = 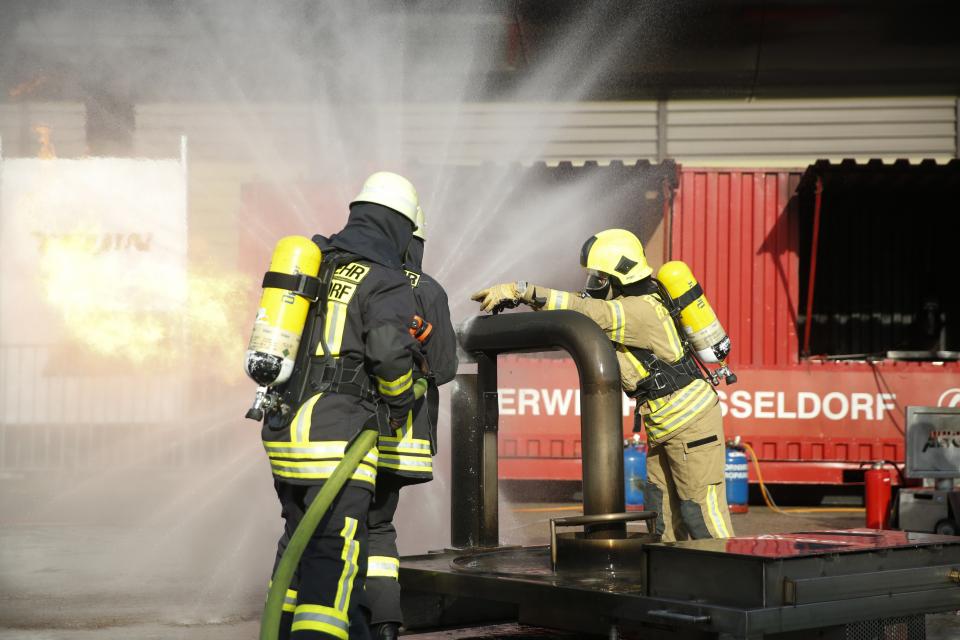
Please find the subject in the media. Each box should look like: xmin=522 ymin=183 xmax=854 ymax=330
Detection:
xmin=416 ymin=314 xmax=960 ymax=639
xmin=401 ymin=530 xmax=960 ymax=639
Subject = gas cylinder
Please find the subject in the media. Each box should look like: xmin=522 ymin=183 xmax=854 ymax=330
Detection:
xmin=725 ymin=447 xmax=750 ymax=514
xmin=624 ymin=435 xmax=647 ymax=511
xmin=865 ymin=461 xmax=894 ymax=529
xmin=244 ymin=236 xmax=322 ymax=420
xmin=657 ymin=261 xmax=731 ymax=364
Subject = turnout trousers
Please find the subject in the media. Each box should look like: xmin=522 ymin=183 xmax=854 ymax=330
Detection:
xmin=271 ymin=480 xmax=372 ymax=640
xmin=644 ymin=402 xmax=734 ymax=542
xmin=365 ymin=474 xmax=406 ymax=626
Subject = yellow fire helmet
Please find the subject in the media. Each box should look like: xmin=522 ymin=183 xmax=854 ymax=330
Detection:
xmin=413 ymin=205 xmax=426 ymax=241
xmin=352 ymin=171 xmax=420 ymax=229
xmin=579 ymin=228 xmax=653 ymax=284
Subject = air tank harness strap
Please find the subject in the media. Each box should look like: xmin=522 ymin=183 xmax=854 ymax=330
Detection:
xmin=261 ymin=271 xmax=322 ymax=302
xmin=626 ymin=348 xmax=703 ymax=403
xmin=308 ymin=360 xmax=378 ymax=403
xmin=671 ymin=282 xmax=703 ymax=314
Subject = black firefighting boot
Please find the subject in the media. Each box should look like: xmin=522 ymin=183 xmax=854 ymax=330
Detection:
xmin=371 ymin=622 xmax=399 ymax=640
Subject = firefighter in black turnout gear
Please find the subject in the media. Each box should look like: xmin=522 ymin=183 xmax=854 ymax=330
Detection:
xmin=367 ymin=206 xmax=458 ymax=639
xmin=261 ymin=172 xmax=423 ymax=640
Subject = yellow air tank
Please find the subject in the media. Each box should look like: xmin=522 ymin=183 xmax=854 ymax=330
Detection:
xmin=657 ymin=260 xmax=731 ymax=364
xmin=244 ymin=236 xmax=321 ymax=420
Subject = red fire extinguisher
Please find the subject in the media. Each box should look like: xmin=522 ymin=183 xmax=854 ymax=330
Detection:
xmin=865 ymin=461 xmax=894 ymax=529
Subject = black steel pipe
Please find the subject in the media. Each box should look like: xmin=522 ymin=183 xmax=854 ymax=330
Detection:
xmin=450 ymin=373 xmax=483 ymax=549
xmin=460 ymin=310 xmax=625 ymax=539
xmin=450 ymin=357 xmax=501 ymax=549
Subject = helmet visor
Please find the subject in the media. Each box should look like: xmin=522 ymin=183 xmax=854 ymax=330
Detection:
xmin=584 ymin=270 xmax=611 ymax=300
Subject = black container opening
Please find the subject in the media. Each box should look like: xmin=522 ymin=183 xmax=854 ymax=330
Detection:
xmin=797 ymin=159 xmax=960 ymax=360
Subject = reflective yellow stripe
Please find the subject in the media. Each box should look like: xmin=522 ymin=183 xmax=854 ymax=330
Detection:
xmin=606 ymin=300 xmax=625 ymax=343
xmin=378 ymin=452 xmax=433 ymax=473
xmin=662 ymin=316 xmax=684 ymax=361
xmin=378 ymin=412 xmax=431 ymax=453
xmin=646 ymin=382 xmax=715 ymax=440
xmin=546 ymin=290 xmax=570 ymax=310
xmin=319 ymin=262 xmax=371 ymax=357
xmin=266 ymin=441 xmax=349 ymax=458
xmin=618 ymin=344 xmax=648 ymax=378
xmin=648 ymin=395 xmax=667 ymax=412
xmin=291 ymin=393 xmax=323 ymax=444
xmin=267 ymin=582 xmax=298 ymax=613
xmin=289 ymin=516 xmax=362 ymax=638
xmin=270 ymin=459 xmax=377 ymax=485
xmin=647 ymin=379 xmax=709 ymax=423
xmin=264 ymin=441 xmax=379 ymax=467
xmin=650 ymin=297 xmax=684 ymax=360
xmin=377 ymin=370 xmax=413 ymax=397
xmin=378 ymin=438 xmax=431 ymax=453
xmin=706 ymin=484 xmax=731 ymax=538
xmin=292 ymin=603 xmax=349 ymax=639
xmin=323 ymin=300 xmax=348 ymax=357
xmin=335 ymin=517 xmax=360 ymax=620
xmin=367 ymin=555 xmax=400 ymax=579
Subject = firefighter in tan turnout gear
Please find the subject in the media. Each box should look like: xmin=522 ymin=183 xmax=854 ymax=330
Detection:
xmin=471 ymin=229 xmax=733 ymax=542
xmin=261 ymin=172 xmax=423 ymax=639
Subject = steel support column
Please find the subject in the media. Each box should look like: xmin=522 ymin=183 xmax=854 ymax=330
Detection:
xmin=802 ymin=176 xmax=823 ymax=357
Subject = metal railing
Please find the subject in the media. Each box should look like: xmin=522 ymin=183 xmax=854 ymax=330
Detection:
xmin=0 ymin=344 xmax=218 ymax=472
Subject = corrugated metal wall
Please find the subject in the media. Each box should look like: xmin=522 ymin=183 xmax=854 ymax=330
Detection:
xmin=667 ymin=97 xmax=958 ymax=166
xmin=0 ymin=344 xmax=191 ymax=472
xmin=131 ymin=97 xmax=958 ymax=167
xmin=124 ymin=97 xmax=955 ymax=268
xmin=0 ymin=346 xmax=185 ymax=426
xmin=132 ymin=101 xmax=662 ymax=165
xmin=671 ymin=168 xmax=803 ymax=368
xmin=399 ymin=102 xmax=660 ymax=165
xmin=2 ymin=97 xmax=955 ymax=165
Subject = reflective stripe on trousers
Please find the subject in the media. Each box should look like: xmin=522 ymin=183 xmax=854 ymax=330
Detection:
xmin=367 ymin=555 xmax=399 ymax=579
xmin=290 ymin=517 xmax=360 ymax=640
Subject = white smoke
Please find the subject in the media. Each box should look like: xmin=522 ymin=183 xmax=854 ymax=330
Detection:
xmin=0 ymin=1 xmax=664 ymax=632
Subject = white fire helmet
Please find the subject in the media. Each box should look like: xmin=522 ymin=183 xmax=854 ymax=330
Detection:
xmin=351 ymin=171 xmax=420 ymax=230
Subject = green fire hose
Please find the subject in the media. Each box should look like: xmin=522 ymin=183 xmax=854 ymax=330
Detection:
xmin=260 ymin=379 xmax=428 ymax=640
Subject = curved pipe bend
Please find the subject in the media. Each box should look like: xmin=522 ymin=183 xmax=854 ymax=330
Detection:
xmin=460 ymin=310 xmax=626 ymax=536
xmin=460 ymin=311 xmax=621 ymax=392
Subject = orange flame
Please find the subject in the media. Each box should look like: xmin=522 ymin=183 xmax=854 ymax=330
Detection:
xmin=33 ymin=125 xmax=56 ymax=159
xmin=37 ymin=229 xmax=254 ymax=380
xmin=8 ymin=75 xmax=47 ymax=99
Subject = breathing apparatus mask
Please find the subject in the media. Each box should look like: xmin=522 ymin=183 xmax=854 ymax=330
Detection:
xmin=584 ymin=269 xmax=612 ymax=300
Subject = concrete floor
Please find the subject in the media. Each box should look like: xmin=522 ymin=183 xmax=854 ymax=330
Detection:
xmin=2 ymin=471 xmax=958 ymax=639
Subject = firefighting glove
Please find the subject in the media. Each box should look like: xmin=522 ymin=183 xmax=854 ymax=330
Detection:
xmin=386 ymin=379 xmax=428 ymax=430
xmin=471 ymin=281 xmax=535 ymax=313
xmin=413 ymin=377 xmax=429 ymax=400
